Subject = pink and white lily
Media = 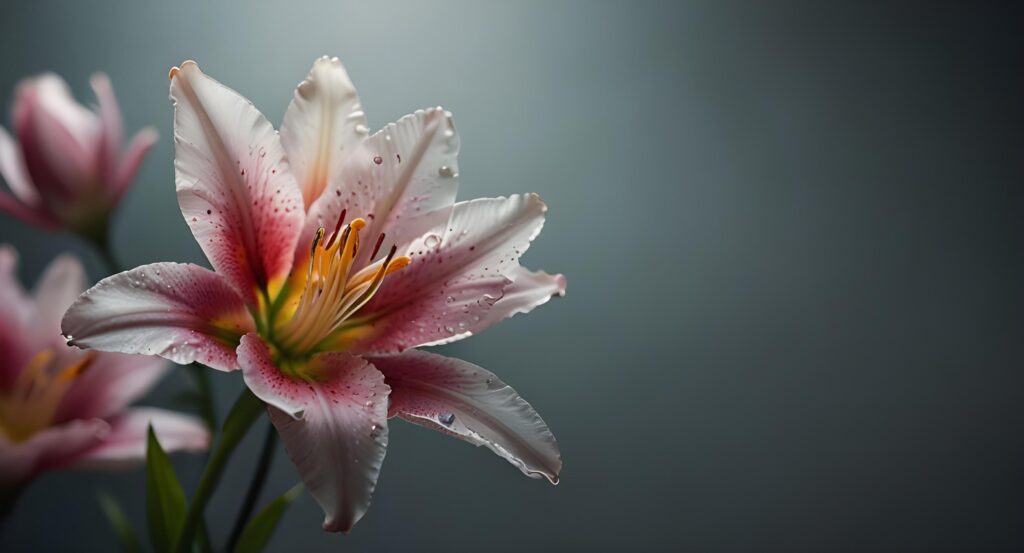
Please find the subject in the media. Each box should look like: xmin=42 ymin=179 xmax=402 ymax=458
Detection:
xmin=0 ymin=72 xmax=157 ymax=237
xmin=0 ymin=246 xmax=208 ymax=485
xmin=62 ymin=57 xmax=565 ymax=532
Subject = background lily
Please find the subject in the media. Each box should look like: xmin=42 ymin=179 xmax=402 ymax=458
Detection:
xmin=0 ymin=245 xmax=209 ymax=487
xmin=62 ymin=57 xmax=565 ymax=534
xmin=0 ymin=72 xmax=157 ymax=243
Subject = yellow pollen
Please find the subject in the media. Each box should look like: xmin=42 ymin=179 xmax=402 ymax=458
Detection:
xmin=0 ymin=350 xmax=95 ymax=443
xmin=274 ymin=218 xmax=410 ymax=357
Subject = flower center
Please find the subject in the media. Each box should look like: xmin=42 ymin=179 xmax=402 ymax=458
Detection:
xmin=0 ymin=350 xmax=94 ymax=443
xmin=271 ymin=212 xmax=410 ymax=361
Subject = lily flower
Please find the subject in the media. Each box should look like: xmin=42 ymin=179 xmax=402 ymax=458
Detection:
xmin=0 ymin=72 xmax=157 ymax=239
xmin=62 ymin=57 xmax=565 ymax=532
xmin=0 ymin=246 xmax=209 ymax=485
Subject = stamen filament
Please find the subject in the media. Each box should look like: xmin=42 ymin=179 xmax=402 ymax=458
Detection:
xmin=274 ymin=217 xmax=410 ymax=358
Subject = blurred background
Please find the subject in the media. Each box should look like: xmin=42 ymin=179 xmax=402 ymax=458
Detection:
xmin=2 ymin=1 xmax=1024 ymax=551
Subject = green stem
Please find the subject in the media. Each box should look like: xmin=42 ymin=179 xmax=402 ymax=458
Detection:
xmin=174 ymin=388 xmax=265 ymax=553
xmin=95 ymin=240 xmax=122 ymax=274
xmin=225 ymin=422 xmax=278 ymax=553
xmin=81 ymin=219 xmax=123 ymax=274
xmin=186 ymin=363 xmax=217 ymax=437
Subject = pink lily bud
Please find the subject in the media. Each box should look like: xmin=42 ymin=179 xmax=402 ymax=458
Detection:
xmin=0 ymin=73 xmax=157 ymax=240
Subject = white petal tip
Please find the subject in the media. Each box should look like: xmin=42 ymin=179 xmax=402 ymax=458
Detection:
xmin=169 ymin=60 xmax=199 ymax=80
xmin=89 ymin=72 xmax=111 ymax=88
xmin=554 ymin=274 xmax=568 ymax=296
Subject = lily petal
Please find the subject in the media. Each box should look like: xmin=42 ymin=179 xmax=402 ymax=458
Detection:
xmin=0 ymin=418 xmax=109 ymax=485
xmin=32 ymin=253 xmax=87 ymax=336
xmin=237 ymin=335 xmax=390 ymax=532
xmin=369 ymin=349 xmax=561 ymax=484
xmin=0 ymin=246 xmax=38 ymax=388
xmin=73 ymin=407 xmax=210 ymax=469
xmin=170 ymin=61 xmax=304 ymax=304
xmin=301 ymin=107 xmax=459 ymax=269
xmin=90 ymin=73 xmax=123 ymax=185
xmin=0 ymin=188 xmax=56 ymax=228
xmin=0 ymin=125 xmax=37 ymax=205
xmin=14 ymin=74 xmax=100 ymax=194
xmin=479 ymin=267 xmax=567 ymax=329
xmin=351 ymin=193 xmax=549 ymax=352
xmin=61 ymin=262 xmax=253 ymax=371
xmin=57 ymin=353 xmax=168 ymax=421
xmin=113 ymin=127 xmax=158 ymax=200
xmin=281 ymin=56 xmax=367 ymax=208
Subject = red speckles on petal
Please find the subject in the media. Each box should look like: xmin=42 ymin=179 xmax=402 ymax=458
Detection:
xmin=61 ymin=262 xmax=253 ymax=371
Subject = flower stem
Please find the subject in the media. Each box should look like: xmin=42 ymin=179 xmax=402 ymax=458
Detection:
xmin=0 ymin=482 xmax=27 ymax=532
xmin=94 ymin=240 xmax=122 ymax=274
xmin=81 ymin=219 xmax=123 ymax=274
xmin=174 ymin=388 xmax=265 ymax=553
xmin=186 ymin=363 xmax=217 ymax=437
xmin=225 ymin=422 xmax=278 ymax=552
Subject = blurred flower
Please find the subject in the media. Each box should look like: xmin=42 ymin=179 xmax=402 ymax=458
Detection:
xmin=0 ymin=73 xmax=157 ymax=239
xmin=62 ymin=57 xmax=564 ymax=532
xmin=0 ymin=246 xmax=208 ymax=486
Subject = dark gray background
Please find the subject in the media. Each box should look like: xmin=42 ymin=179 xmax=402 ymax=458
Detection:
xmin=2 ymin=1 xmax=1023 ymax=551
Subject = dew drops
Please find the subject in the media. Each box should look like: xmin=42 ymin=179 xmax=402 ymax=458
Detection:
xmin=424 ymin=234 xmax=442 ymax=248
xmin=373 ymin=155 xmax=383 ymax=165
xmin=438 ymin=412 xmax=455 ymax=426
xmin=444 ymin=325 xmax=456 ymax=334
xmin=438 ymin=166 xmax=454 ymax=178
xmin=445 ymin=295 xmax=455 ymax=303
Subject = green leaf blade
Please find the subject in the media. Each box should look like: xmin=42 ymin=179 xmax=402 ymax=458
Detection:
xmin=146 ymin=425 xmax=187 ymax=553
xmin=233 ymin=484 xmax=304 ymax=553
xmin=98 ymin=492 xmax=145 ymax=553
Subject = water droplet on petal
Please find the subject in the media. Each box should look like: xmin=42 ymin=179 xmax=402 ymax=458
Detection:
xmin=438 ymin=412 xmax=455 ymax=426
xmin=438 ymin=166 xmax=454 ymax=178
xmin=446 ymin=295 xmax=455 ymax=303
xmin=424 ymin=234 xmax=441 ymax=248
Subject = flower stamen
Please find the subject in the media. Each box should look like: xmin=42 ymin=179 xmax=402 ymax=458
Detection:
xmin=275 ymin=218 xmax=410 ymax=358
xmin=0 ymin=350 xmax=95 ymax=442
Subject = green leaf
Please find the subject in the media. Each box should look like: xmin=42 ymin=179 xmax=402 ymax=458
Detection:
xmin=233 ymin=484 xmax=304 ymax=553
xmin=98 ymin=492 xmax=145 ymax=553
xmin=146 ymin=425 xmax=187 ymax=553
